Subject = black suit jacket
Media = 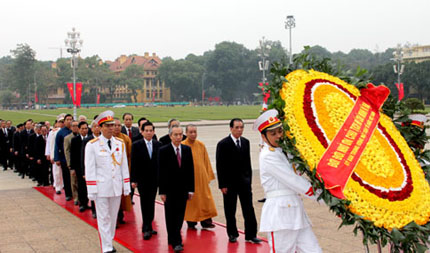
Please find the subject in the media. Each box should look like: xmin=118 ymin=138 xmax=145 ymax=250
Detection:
xmin=158 ymin=144 xmax=194 ymax=196
xmin=121 ymin=126 xmax=140 ymax=139
xmin=34 ymin=135 xmax=47 ymax=161
xmin=19 ymin=129 xmax=34 ymax=156
xmin=0 ymin=129 xmax=11 ymax=152
xmin=13 ymin=131 xmax=21 ymax=153
xmin=70 ymin=135 xmax=84 ymax=175
xmin=27 ymin=133 xmax=37 ymax=158
xmin=216 ymin=135 xmax=252 ymax=189
xmin=130 ymin=139 xmax=162 ymax=189
xmin=81 ymin=134 xmax=95 ymax=175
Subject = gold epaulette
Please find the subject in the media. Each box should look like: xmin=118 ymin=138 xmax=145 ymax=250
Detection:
xmin=89 ymin=137 xmax=99 ymax=143
xmin=114 ymin=137 xmax=124 ymax=142
xmin=269 ymin=147 xmax=275 ymax=152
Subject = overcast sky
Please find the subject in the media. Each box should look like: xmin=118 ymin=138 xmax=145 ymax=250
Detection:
xmin=1 ymin=0 xmax=428 ymax=62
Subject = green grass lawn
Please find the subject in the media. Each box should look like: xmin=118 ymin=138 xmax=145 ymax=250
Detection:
xmin=0 ymin=105 xmax=262 ymax=124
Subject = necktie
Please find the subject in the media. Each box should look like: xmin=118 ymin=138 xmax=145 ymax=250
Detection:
xmin=147 ymin=141 xmax=152 ymax=159
xmin=107 ymin=140 xmax=112 ymax=150
xmin=236 ymin=139 xmax=241 ymax=149
xmin=176 ymin=147 xmax=181 ymax=168
xmin=128 ymin=128 xmax=132 ymax=139
xmin=4 ymin=129 xmax=7 ymax=137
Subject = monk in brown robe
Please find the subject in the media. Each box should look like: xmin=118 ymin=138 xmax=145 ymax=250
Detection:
xmin=113 ymin=118 xmax=132 ymax=224
xmin=182 ymin=124 xmax=217 ymax=229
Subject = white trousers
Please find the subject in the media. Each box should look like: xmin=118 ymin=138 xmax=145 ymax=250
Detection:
xmin=95 ymin=196 xmax=121 ymax=253
xmin=267 ymin=227 xmax=322 ymax=253
xmin=52 ymin=163 xmax=63 ymax=192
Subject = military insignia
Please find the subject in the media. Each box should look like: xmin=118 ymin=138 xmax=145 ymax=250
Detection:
xmin=89 ymin=137 xmax=99 ymax=143
xmin=269 ymin=147 xmax=275 ymax=151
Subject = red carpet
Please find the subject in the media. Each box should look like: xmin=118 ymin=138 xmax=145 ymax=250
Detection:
xmin=35 ymin=186 xmax=269 ymax=252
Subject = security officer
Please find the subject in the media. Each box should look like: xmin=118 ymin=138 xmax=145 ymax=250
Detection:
xmin=253 ymin=109 xmax=322 ymax=253
xmin=85 ymin=110 xmax=131 ymax=253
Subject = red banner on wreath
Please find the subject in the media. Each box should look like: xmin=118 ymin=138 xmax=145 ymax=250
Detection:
xmin=316 ymin=84 xmax=390 ymax=199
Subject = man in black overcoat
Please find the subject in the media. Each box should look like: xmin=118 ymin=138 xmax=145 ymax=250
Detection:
xmin=216 ymin=118 xmax=261 ymax=244
xmin=158 ymin=125 xmax=194 ymax=252
xmin=131 ymin=121 xmax=162 ymax=240
xmin=34 ymin=125 xmax=49 ymax=186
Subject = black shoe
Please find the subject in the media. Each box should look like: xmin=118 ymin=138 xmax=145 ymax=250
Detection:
xmin=112 ymin=246 xmax=117 ymax=252
xmin=79 ymin=206 xmax=87 ymax=212
xmin=228 ymin=235 xmax=238 ymax=243
xmin=92 ymin=213 xmax=97 ymax=219
xmin=245 ymin=237 xmax=262 ymax=244
xmin=36 ymin=183 xmax=42 ymax=187
xmin=65 ymin=196 xmax=72 ymax=201
xmin=258 ymin=198 xmax=266 ymax=203
xmin=118 ymin=219 xmax=125 ymax=224
xmin=188 ymin=225 xmax=196 ymax=230
xmin=3 ymin=168 xmax=6 ymax=171
xmin=32 ymin=178 xmax=37 ymax=182
xmin=173 ymin=244 xmax=184 ymax=252
xmin=151 ymin=230 xmax=157 ymax=235
xmin=74 ymin=201 xmax=79 ymax=206
xmin=55 ymin=191 xmax=61 ymax=195
xmin=143 ymin=231 xmax=152 ymax=240
xmin=201 ymin=223 xmax=216 ymax=229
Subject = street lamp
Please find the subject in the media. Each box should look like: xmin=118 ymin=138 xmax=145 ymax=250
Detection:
xmin=258 ymin=36 xmax=270 ymax=84
xmin=201 ymin=72 xmax=205 ymax=106
xmin=392 ymin=44 xmax=405 ymax=90
xmin=285 ymin=15 xmax=295 ymax=64
xmin=65 ymin=27 xmax=83 ymax=120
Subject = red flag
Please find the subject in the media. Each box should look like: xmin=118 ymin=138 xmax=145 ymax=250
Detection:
xmin=67 ymin=83 xmax=75 ymax=104
xmin=395 ymin=83 xmax=404 ymax=101
xmin=96 ymin=94 xmax=100 ymax=104
xmin=76 ymin=83 xmax=82 ymax=107
xmin=34 ymin=92 xmax=38 ymax=103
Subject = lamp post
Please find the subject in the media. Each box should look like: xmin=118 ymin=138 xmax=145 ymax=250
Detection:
xmin=392 ymin=44 xmax=405 ymax=90
xmin=201 ymin=72 xmax=205 ymax=106
xmin=258 ymin=36 xmax=270 ymax=84
xmin=65 ymin=27 xmax=83 ymax=120
xmin=285 ymin=15 xmax=295 ymax=64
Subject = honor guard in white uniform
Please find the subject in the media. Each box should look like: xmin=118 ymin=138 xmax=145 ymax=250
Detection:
xmin=85 ymin=111 xmax=131 ymax=253
xmin=253 ymin=109 xmax=322 ymax=253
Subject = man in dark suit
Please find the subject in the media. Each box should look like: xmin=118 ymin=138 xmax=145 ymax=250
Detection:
xmin=121 ymin=113 xmax=140 ymax=140
xmin=131 ymin=121 xmax=162 ymax=240
xmin=35 ymin=125 xmax=49 ymax=186
xmin=159 ymin=125 xmax=194 ymax=252
xmin=13 ymin=124 xmax=24 ymax=174
xmin=159 ymin=119 xmax=186 ymax=146
xmin=20 ymin=119 xmax=34 ymax=179
xmin=71 ymin=121 xmax=90 ymax=212
xmin=6 ymin=120 xmax=16 ymax=170
xmin=0 ymin=120 xmax=11 ymax=170
xmin=28 ymin=124 xmax=42 ymax=181
xmin=216 ymin=118 xmax=261 ymax=244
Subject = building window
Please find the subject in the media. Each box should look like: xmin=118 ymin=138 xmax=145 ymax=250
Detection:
xmin=159 ymin=89 xmax=163 ymax=99
xmin=146 ymin=90 xmax=150 ymax=99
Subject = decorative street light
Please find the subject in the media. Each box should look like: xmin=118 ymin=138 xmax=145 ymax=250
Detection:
xmin=65 ymin=27 xmax=83 ymax=120
xmin=285 ymin=15 xmax=296 ymax=64
xmin=201 ymin=72 xmax=206 ymax=106
xmin=392 ymin=44 xmax=405 ymax=90
xmin=258 ymin=36 xmax=270 ymax=84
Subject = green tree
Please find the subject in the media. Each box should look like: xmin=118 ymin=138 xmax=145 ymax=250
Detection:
xmin=120 ymin=64 xmax=145 ymax=102
xmin=9 ymin=44 xmax=36 ymax=103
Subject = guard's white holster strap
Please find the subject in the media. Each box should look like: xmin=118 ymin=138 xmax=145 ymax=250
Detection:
xmin=265 ymin=189 xmax=295 ymax=199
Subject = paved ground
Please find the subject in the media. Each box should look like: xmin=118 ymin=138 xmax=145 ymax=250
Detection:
xmin=0 ymin=120 xmax=389 ymax=252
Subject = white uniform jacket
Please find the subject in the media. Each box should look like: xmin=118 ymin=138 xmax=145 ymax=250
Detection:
xmin=84 ymin=135 xmax=131 ymax=198
xmin=45 ymin=128 xmax=59 ymax=157
xmin=259 ymin=143 xmax=318 ymax=232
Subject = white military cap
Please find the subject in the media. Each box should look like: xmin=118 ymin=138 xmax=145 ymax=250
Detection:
xmin=253 ymin=109 xmax=282 ymax=133
xmin=95 ymin=110 xmax=115 ymax=126
xmin=56 ymin=113 xmax=66 ymax=121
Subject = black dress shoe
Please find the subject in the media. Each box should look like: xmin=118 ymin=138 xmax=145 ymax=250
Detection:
xmin=74 ymin=201 xmax=79 ymax=206
xmin=151 ymin=230 xmax=157 ymax=235
xmin=79 ymin=206 xmax=86 ymax=212
xmin=65 ymin=196 xmax=72 ymax=201
xmin=55 ymin=191 xmax=61 ymax=195
xmin=228 ymin=235 xmax=238 ymax=243
xmin=112 ymin=247 xmax=117 ymax=252
xmin=143 ymin=231 xmax=152 ymax=240
xmin=258 ymin=198 xmax=266 ymax=203
xmin=245 ymin=237 xmax=262 ymax=244
xmin=173 ymin=244 xmax=184 ymax=252
xmin=201 ymin=223 xmax=216 ymax=229
xmin=92 ymin=213 xmax=97 ymax=219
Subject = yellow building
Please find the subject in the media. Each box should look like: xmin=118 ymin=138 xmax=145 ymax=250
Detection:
xmin=403 ymin=45 xmax=430 ymax=63
xmin=107 ymin=53 xmax=171 ymax=103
